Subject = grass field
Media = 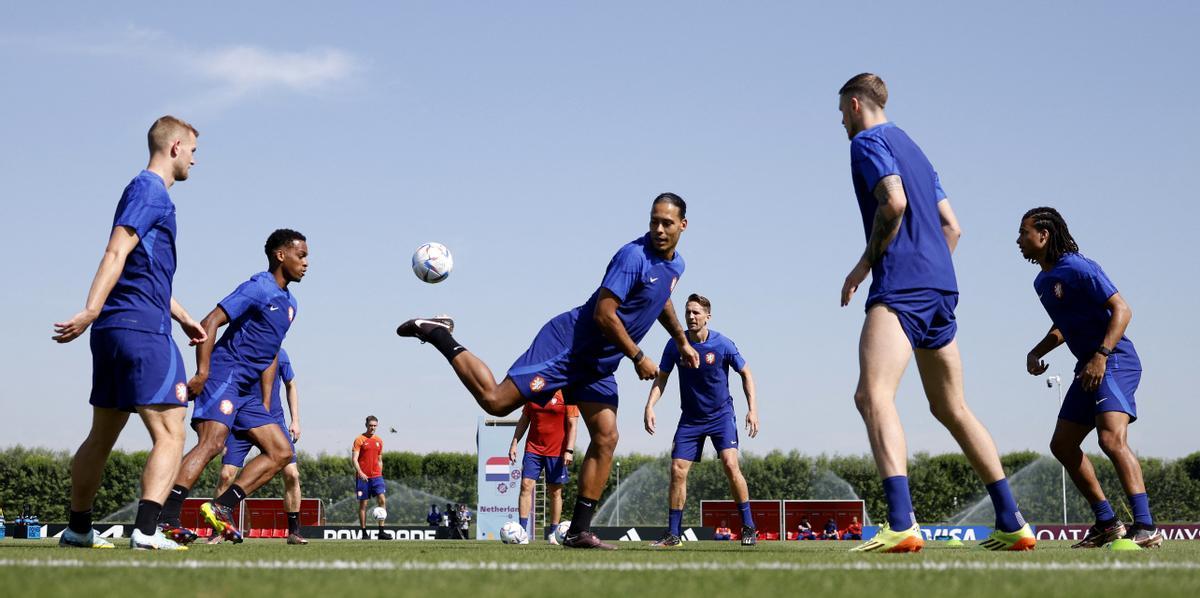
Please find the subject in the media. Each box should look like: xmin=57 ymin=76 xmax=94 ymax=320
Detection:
xmin=3 ymin=537 xmax=1199 ymax=598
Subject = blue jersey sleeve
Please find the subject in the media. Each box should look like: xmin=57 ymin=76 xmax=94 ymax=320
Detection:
xmin=933 ymin=171 xmax=947 ymax=201
xmin=112 ymin=182 xmax=168 ymax=239
xmin=850 ymin=135 xmax=899 ymax=194
xmin=1077 ymin=262 xmax=1118 ymax=305
xmin=218 ymin=279 xmax=262 ymax=323
xmin=724 ymin=338 xmax=747 ymax=372
xmin=277 ymin=349 xmax=295 ymax=383
xmin=659 ymin=340 xmax=678 ymax=374
xmin=598 ymin=243 xmax=644 ymax=302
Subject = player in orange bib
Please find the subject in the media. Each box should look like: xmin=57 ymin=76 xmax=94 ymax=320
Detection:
xmin=352 ymin=416 xmax=386 ymax=538
xmin=510 ymin=390 xmax=579 ymax=542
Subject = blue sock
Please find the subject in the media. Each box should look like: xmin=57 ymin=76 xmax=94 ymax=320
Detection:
xmin=737 ymin=502 xmax=755 ymax=529
xmin=668 ymin=509 xmax=683 ymax=536
xmin=881 ymin=476 xmax=915 ymax=530
xmin=1090 ymin=500 xmax=1115 ymax=523
xmin=519 ymin=517 xmax=528 ymax=529
xmin=985 ymin=478 xmax=1024 ymax=533
xmin=1129 ymin=493 xmax=1153 ymax=527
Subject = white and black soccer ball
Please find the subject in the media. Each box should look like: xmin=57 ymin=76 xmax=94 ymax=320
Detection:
xmin=372 ymin=506 xmax=388 ymax=522
xmin=499 ymin=520 xmax=528 ymax=544
xmin=412 ymin=242 xmax=454 ymax=283
xmin=551 ymin=520 xmax=571 ymax=544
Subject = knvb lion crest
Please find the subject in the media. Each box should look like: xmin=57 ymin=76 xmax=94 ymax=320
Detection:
xmin=705 ymin=352 xmax=716 ymax=365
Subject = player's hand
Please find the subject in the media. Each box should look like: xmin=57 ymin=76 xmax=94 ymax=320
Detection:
xmin=678 ymin=343 xmax=701 ymax=369
xmin=841 ymin=259 xmax=871 ymax=307
xmin=508 ymin=444 xmax=518 ymax=464
xmin=1079 ymin=354 xmax=1107 ymax=392
xmin=357 ymin=471 xmax=368 ymax=481
xmin=563 ymin=451 xmax=574 ymax=467
xmin=52 ymin=309 xmax=99 ymax=344
xmin=745 ymin=410 xmax=759 ymax=438
xmin=179 ymin=316 xmax=208 ymax=346
xmin=634 ymin=353 xmax=659 ymax=380
xmin=290 ymin=421 xmax=301 ymax=443
xmin=185 ymin=372 xmax=208 ymax=399
xmin=644 ymin=406 xmax=656 ymax=435
xmin=1026 ymin=351 xmax=1049 ymax=376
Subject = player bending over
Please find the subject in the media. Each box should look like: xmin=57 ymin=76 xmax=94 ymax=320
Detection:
xmin=1017 ymin=207 xmax=1163 ymax=548
xmin=158 ymin=230 xmax=308 ymax=544
xmin=644 ymin=293 xmax=759 ymax=548
xmin=510 ymin=390 xmax=578 ymax=542
xmin=397 ymin=193 xmax=699 ymax=549
xmin=836 ymin=73 xmax=1033 ymax=552
xmin=209 ymin=347 xmax=307 ymax=545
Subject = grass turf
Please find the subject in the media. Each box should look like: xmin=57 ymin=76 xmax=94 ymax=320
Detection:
xmin=3 ymin=537 xmax=1199 ymax=597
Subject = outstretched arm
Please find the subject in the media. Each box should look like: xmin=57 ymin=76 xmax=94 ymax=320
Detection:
xmin=53 ymin=226 xmax=140 ymax=343
xmin=841 ymin=175 xmax=907 ymax=307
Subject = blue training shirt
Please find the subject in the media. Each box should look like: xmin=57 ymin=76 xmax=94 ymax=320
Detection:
xmin=93 ymin=171 xmax=178 ymax=335
xmin=659 ymin=330 xmax=745 ymax=422
xmin=570 ymin=234 xmax=685 ymax=373
xmin=212 ymin=272 xmax=298 ymax=373
xmin=264 ymin=347 xmax=296 ymax=419
xmin=1034 ymin=253 xmax=1139 ymax=370
xmin=850 ymin=122 xmax=957 ymax=299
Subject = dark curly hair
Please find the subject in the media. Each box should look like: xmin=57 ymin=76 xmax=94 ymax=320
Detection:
xmin=265 ymin=228 xmax=306 ymax=266
xmin=1022 ymin=207 xmax=1078 ymax=265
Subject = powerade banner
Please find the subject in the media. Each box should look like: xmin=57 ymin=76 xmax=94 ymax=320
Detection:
xmin=477 ymin=417 xmax=528 ymax=540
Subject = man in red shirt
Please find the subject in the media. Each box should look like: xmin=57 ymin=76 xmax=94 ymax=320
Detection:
xmin=510 ymin=390 xmax=578 ymax=543
xmin=352 ymin=416 xmax=386 ymax=538
xmin=845 ymin=516 xmax=864 ymax=540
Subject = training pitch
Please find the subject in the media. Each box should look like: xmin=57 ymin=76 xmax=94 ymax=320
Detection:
xmin=3 ymin=538 xmax=1199 ymax=597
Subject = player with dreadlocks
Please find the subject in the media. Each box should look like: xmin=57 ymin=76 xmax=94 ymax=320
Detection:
xmin=1017 ymin=207 xmax=1163 ymax=549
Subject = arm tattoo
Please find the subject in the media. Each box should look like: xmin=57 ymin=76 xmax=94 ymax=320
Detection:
xmin=862 ymin=175 xmax=905 ymax=265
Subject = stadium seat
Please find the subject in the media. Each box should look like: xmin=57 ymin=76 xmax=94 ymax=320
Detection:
xmin=272 ymin=528 xmax=287 ymax=538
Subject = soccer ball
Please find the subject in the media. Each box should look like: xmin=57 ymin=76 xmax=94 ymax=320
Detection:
xmin=411 ymin=242 xmax=454 ymax=283
xmin=551 ymin=520 xmax=571 ymax=544
xmin=372 ymin=506 xmax=388 ymax=522
xmin=499 ymin=520 xmax=528 ymax=545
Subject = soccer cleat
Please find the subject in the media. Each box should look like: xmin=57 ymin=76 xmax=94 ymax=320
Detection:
xmin=286 ymin=533 xmax=309 ymax=545
xmin=395 ymin=316 xmax=455 ymax=342
xmin=200 ymin=501 xmax=243 ymax=544
xmin=1124 ymin=524 xmax=1165 ymax=549
xmin=1072 ymin=519 xmax=1126 ymax=548
xmin=130 ymin=528 xmax=187 ymax=551
xmin=650 ymin=533 xmax=682 ymax=548
xmin=59 ymin=528 xmax=114 ymax=549
xmin=850 ymin=522 xmax=924 ymax=553
xmin=562 ymin=530 xmax=617 ymax=550
xmin=740 ymin=526 xmax=758 ymax=547
xmin=980 ymin=523 xmax=1037 ymax=551
xmin=546 ymin=527 xmax=560 ymax=545
xmin=158 ymin=523 xmax=199 ymax=546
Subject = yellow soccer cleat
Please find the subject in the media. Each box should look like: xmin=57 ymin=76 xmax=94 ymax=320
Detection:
xmin=850 ymin=523 xmax=924 ymax=553
xmin=979 ymin=524 xmax=1037 ymax=551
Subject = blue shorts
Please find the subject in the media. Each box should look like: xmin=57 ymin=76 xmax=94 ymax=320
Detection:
xmin=506 ymin=313 xmax=620 ymax=407
xmin=89 ymin=328 xmax=188 ymax=412
xmin=522 ymin=452 xmax=569 ymax=484
xmin=191 ymin=362 xmax=276 ymax=432
xmin=1059 ymin=364 xmax=1140 ymax=426
xmin=869 ymin=289 xmax=959 ymax=350
xmin=671 ymin=413 xmax=739 ymax=462
xmin=222 ymin=419 xmax=297 ymax=466
xmin=356 ymin=476 xmax=387 ymax=499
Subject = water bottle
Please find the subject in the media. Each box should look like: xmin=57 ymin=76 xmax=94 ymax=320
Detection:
xmin=0 ymin=506 xmax=7 ymax=540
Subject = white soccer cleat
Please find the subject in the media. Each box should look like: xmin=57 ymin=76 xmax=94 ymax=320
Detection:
xmin=130 ymin=528 xmax=188 ymax=551
xmin=59 ymin=528 xmax=114 ymax=549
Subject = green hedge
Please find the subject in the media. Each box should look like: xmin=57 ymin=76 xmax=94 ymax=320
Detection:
xmin=2 ymin=447 xmax=1198 ymax=524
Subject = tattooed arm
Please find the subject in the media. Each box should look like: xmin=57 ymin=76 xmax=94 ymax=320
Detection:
xmin=841 ymin=175 xmax=907 ymax=306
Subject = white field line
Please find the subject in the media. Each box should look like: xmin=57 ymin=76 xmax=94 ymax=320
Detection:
xmin=1 ymin=559 xmax=1198 ymax=572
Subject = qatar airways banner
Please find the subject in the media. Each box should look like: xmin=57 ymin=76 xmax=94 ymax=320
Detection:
xmin=476 ymin=417 xmax=533 ymax=540
xmin=1033 ymin=524 xmax=1200 ymax=542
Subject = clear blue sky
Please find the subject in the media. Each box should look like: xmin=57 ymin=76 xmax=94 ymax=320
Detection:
xmin=2 ymin=2 xmax=1197 ymax=459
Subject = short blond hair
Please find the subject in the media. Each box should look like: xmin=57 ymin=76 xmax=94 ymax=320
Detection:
xmin=838 ymin=73 xmax=888 ymax=109
xmin=147 ymin=115 xmax=198 ymax=154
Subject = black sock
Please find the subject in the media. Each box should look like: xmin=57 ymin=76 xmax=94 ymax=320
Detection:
xmin=68 ymin=509 xmax=93 ymax=535
xmin=135 ymin=500 xmax=163 ymax=536
xmin=216 ymin=484 xmax=246 ymax=509
xmin=287 ymin=512 xmax=300 ymax=535
xmin=567 ymin=496 xmax=598 ymax=535
xmin=159 ymin=485 xmax=189 ymax=526
xmin=426 ymin=327 xmax=467 ymax=362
